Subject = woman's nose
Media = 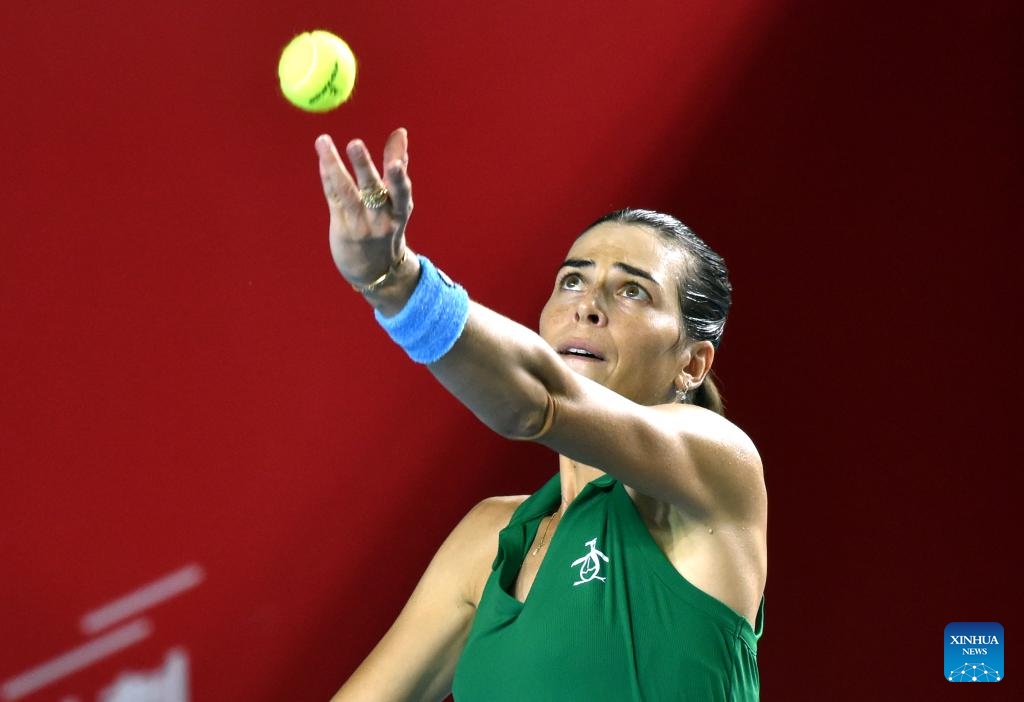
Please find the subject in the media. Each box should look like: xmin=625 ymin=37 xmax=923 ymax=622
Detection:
xmin=574 ymin=294 xmax=607 ymax=326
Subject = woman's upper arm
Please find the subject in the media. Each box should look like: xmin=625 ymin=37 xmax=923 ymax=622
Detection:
xmin=427 ymin=303 xmax=763 ymax=520
xmin=330 ymin=498 xmax=512 ymax=702
xmin=536 ymin=360 xmax=764 ymax=520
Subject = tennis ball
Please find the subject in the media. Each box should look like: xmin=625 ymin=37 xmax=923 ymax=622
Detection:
xmin=278 ymin=30 xmax=357 ymax=112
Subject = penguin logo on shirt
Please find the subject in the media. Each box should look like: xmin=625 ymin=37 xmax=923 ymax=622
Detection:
xmin=571 ymin=538 xmax=609 ymax=586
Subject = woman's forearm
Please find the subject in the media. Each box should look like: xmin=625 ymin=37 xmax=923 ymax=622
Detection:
xmin=359 ymin=253 xmax=561 ymax=440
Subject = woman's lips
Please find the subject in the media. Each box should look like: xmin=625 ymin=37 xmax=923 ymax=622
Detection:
xmin=557 ymin=343 xmax=605 ymax=361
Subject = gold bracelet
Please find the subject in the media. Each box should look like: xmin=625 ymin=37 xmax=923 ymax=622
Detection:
xmin=351 ymin=250 xmax=408 ymax=294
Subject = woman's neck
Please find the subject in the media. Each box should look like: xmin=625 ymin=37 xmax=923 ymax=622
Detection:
xmin=557 ymin=455 xmax=606 ymax=506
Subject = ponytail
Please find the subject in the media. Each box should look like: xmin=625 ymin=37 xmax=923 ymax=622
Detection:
xmin=694 ymin=374 xmax=725 ymax=416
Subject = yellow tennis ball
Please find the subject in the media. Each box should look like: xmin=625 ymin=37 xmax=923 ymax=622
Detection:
xmin=278 ymin=30 xmax=357 ymax=112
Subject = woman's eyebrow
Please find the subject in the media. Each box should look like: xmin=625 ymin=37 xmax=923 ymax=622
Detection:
xmin=615 ymin=262 xmax=660 ymax=286
xmin=559 ymin=257 xmax=593 ymax=271
xmin=558 ymin=258 xmax=660 ymax=286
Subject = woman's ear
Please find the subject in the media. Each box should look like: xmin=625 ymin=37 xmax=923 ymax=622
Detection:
xmin=674 ymin=340 xmax=715 ymax=394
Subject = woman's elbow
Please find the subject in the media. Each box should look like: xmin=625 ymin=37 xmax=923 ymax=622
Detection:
xmin=493 ymin=393 xmax=555 ymax=442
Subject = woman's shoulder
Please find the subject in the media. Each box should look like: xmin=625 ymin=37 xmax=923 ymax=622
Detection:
xmin=457 ymin=495 xmax=529 ymax=540
xmin=441 ymin=494 xmax=530 ymax=560
xmin=440 ymin=495 xmax=528 ymax=607
xmin=662 ymin=403 xmax=762 ymax=470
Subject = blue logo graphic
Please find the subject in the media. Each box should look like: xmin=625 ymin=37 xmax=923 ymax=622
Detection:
xmin=945 ymin=622 xmax=1003 ymax=682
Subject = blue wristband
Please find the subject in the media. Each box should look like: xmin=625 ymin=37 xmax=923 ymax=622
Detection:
xmin=375 ymin=255 xmax=470 ymax=364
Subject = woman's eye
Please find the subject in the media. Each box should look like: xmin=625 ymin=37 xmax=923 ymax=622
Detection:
xmin=621 ymin=283 xmax=649 ymax=300
xmin=560 ymin=273 xmax=583 ymax=290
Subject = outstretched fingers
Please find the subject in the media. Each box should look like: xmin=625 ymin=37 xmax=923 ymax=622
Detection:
xmin=345 ymin=135 xmax=411 ymax=229
xmin=314 ymin=130 xmax=413 ymax=285
xmin=385 ymin=168 xmax=412 ymax=222
xmin=345 ymin=138 xmax=385 ymax=191
xmin=382 ymin=128 xmax=409 ymax=173
xmin=382 ymin=128 xmax=412 ymax=219
xmin=315 ymin=135 xmax=362 ymax=217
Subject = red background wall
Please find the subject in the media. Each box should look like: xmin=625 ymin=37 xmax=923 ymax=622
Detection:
xmin=2 ymin=1 xmax=1019 ymax=700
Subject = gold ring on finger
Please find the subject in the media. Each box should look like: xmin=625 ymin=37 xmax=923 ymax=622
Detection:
xmin=358 ymin=185 xmax=390 ymax=210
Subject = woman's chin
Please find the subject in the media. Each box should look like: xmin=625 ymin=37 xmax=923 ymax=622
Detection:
xmin=561 ymin=355 xmax=605 ymax=375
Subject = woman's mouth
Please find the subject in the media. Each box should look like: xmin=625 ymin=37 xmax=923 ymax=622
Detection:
xmin=557 ymin=345 xmax=605 ymax=361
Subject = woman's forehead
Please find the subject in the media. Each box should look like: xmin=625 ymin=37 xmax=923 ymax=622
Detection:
xmin=568 ymin=222 xmax=683 ymax=273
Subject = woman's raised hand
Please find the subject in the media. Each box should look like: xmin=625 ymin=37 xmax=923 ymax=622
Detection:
xmin=315 ymin=128 xmax=412 ymax=289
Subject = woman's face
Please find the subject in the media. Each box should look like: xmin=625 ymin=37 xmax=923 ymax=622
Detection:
xmin=539 ymin=222 xmax=689 ymax=406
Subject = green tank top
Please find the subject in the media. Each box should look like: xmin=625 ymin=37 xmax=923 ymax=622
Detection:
xmin=452 ymin=473 xmax=763 ymax=701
